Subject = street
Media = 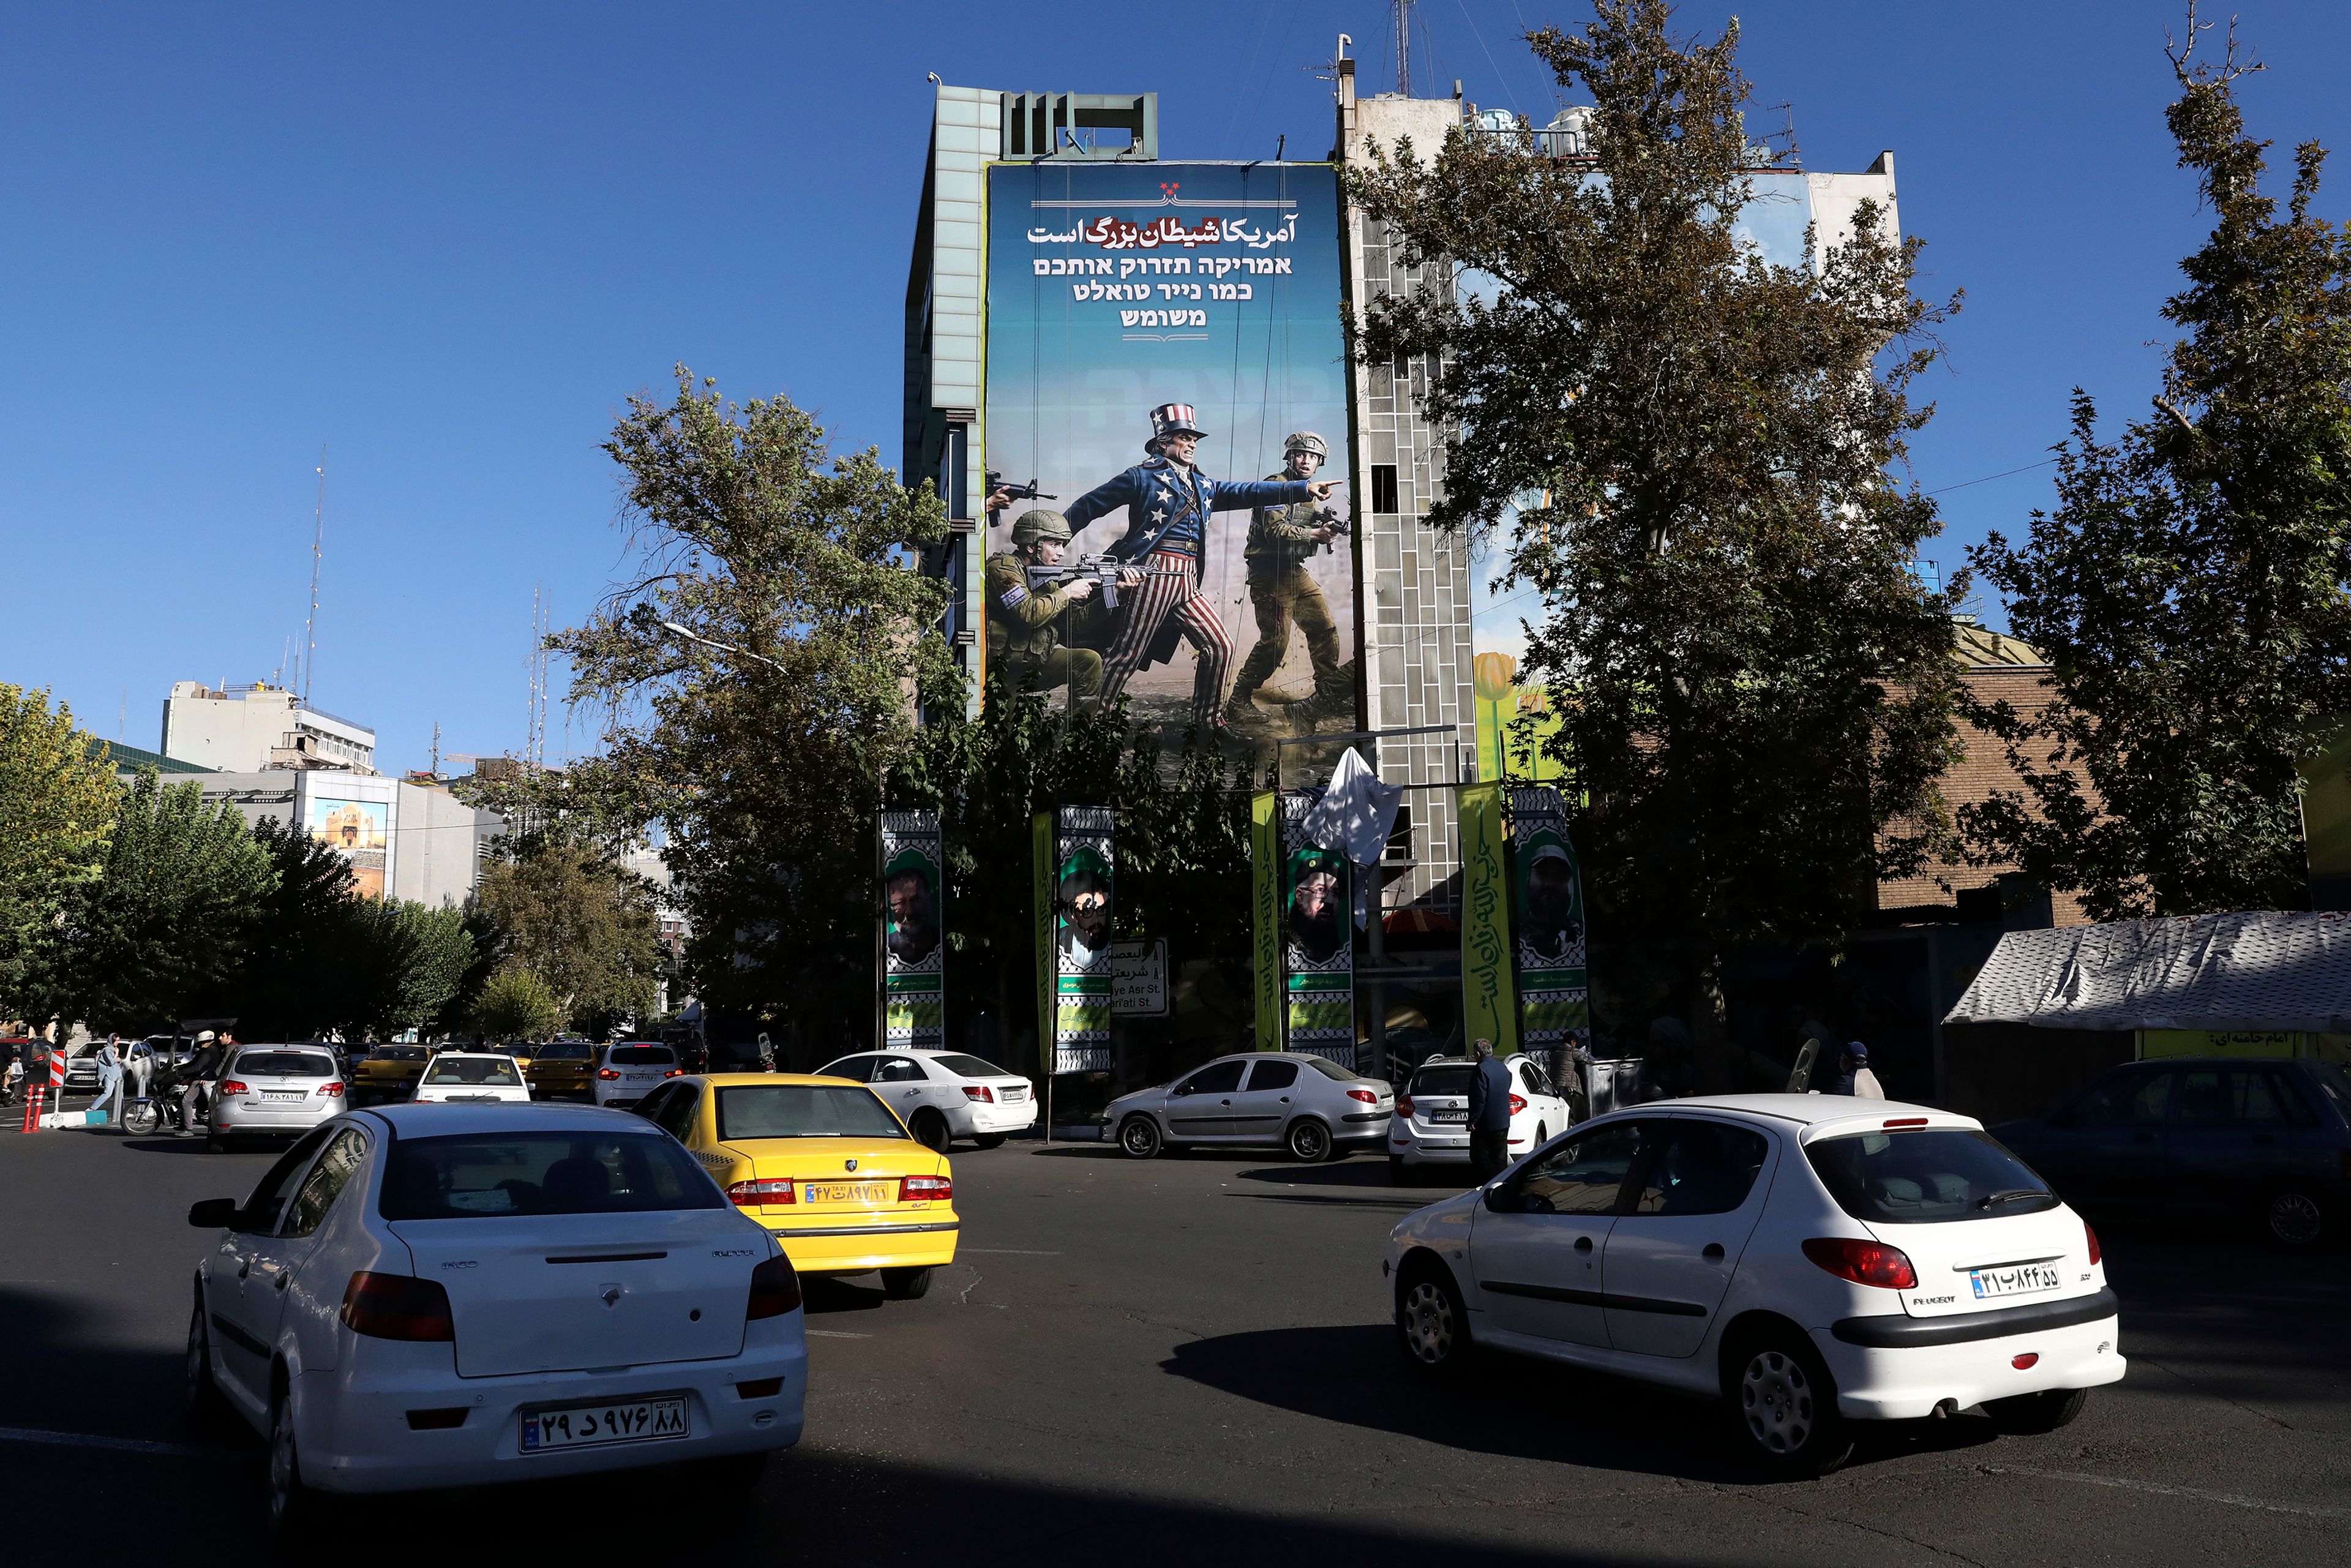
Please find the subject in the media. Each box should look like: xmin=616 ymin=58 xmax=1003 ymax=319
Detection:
xmin=4 ymin=1125 xmax=2347 ymax=1566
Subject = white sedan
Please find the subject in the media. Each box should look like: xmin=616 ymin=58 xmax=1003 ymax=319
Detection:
xmin=1388 ymin=1053 xmax=1574 ymax=1180
xmin=812 ymin=1049 xmax=1037 ymax=1151
xmin=1385 ymin=1095 xmax=2123 ymax=1475
xmin=186 ymin=1102 xmax=806 ymax=1536
xmin=410 ymin=1051 xmax=531 ymax=1105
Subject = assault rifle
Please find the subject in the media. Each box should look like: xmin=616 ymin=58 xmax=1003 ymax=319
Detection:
xmin=1023 ymin=554 xmax=1181 ymax=612
xmin=985 ymin=471 xmax=1056 ymax=504
xmin=1311 ymin=506 xmax=1352 ymax=554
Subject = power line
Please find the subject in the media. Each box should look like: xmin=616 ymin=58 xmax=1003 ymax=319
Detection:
xmin=1928 ymin=457 xmax=2058 ymax=496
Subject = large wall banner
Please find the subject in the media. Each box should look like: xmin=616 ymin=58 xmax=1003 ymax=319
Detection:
xmin=1509 ymin=786 xmax=1590 ymax=1065
xmin=1035 ymin=805 xmax=1117 ymax=1073
xmin=880 ymin=809 xmax=945 ymax=1050
xmin=984 ymin=161 xmax=1356 ymax=748
xmin=1457 ymin=782 xmax=1518 ymax=1056
xmin=1279 ymin=791 xmax=1354 ymax=1068
xmin=309 ymin=794 xmax=391 ymax=901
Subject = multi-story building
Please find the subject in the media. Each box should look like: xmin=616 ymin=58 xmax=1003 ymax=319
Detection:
xmin=159 ymin=681 xmax=377 ymax=773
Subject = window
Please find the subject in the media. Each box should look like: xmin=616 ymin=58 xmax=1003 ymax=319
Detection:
xmin=1519 ymin=1059 xmax=1554 ymax=1098
xmin=1246 ymin=1060 xmax=1300 ymax=1092
xmin=422 ymin=1056 xmax=523 ymax=1087
xmin=1805 ymin=1129 xmax=2057 ymax=1225
xmin=280 ymin=1128 xmax=369 ymax=1237
xmin=1174 ymin=1060 xmax=1247 ymax=1097
xmin=1370 ymin=463 xmax=1399 ymax=514
xmin=1499 ymin=1123 xmax=1645 ymax=1215
xmin=607 ymin=1046 xmax=675 ymax=1066
xmin=932 ymin=1055 xmax=1012 ymax=1079
xmin=714 ymin=1084 xmax=909 ymax=1141
xmin=1299 ymin=1056 xmax=1362 ymax=1082
xmin=2305 ymin=1063 xmax=2350 ymax=1120
xmin=381 ymin=1132 xmax=722 ymax=1219
xmin=873 ymin=1056 xmax=929 ymax=1083
xmin=1627 ymin=1120 xmax=1769 ymax=1217
xmin=1411 ymin=1064 xmax=1475 ymax=1097
xmin=645 ymin=1084 xmax=700 ymax=1141
xmin=232 ymin=1051 xmax=336 ymax=1078
xmin=241 ymin=1124 xmax=339 ymax=1232
xmin=534 ymin=1042 xmax=591 ymax=1062
xmin=2072 ymin=1069 xmax=2172 ymax=1127
xmin=820 ymin=1056 xmax=881 ymax=1082
xmin=2175 ymin=1068 xmax=2313 ymax=1127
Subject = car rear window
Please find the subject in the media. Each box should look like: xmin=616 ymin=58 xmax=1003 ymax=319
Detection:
xmin=234 ymin=1051 xmax=336 ymax=1078
xmin=716 ymin=1084 xmax=908 ymax=1141
xmin=932 ymin=1054 xmax=1012 ymax=1078
xmin=609 ymin=1046 xmax=675 ymax=1065
xmin=1411 ymin=1065 xmax=1474 ymax=1096
xmin=369 ymin=1046 xmax=426 ymax=1061
xmin=381 ymin=1131 xmax=722 ymax=1219
xmin=1805 ymin=1128 xmax=2058 ymax=1225
xmin=1300 ymin=1055 xmax=1360 ymax=1082
xmin=534 ymin=1042 xmax=591 ymax=1061
xmin=424 ymin=1057 xmax=522 ymax=1086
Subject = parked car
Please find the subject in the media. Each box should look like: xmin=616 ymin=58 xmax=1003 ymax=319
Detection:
xmin=1104 ymin=1052 xmax=1395 ymax=1163
xmin=1993 ymin=1057 xmax=2351 ymax=1249
xmin=206 ymin=1045 xmax=350 ymax=1152
xmin=1389 ymin=1053 xmax=1573 ymax=1182
xmin=525 ymin=1040 xmax=597 ymax=1101
xmin=186 ymin=1102 xmax=805 ymax=1536
xmin=353 ymin=1045 xmax=430 ymax=1103
xmin=592 ymin=1041 xmax=681 ymax=1109
xmin=1387 ymin=1095 xmax=2123 ymax=1476
xmin=410 ymin=1052 xmax=532 ymax=1106
xmin=634 ymin=1073 xmax=956 ymax=1299
xmin=812 ymin=1049 xmax=1037 ymax=1151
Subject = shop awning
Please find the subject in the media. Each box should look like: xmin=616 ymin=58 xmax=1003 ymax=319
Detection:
xmin=1943 ymin=911 xmax=2351 ymax=1034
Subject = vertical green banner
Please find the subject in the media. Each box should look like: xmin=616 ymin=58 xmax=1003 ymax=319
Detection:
xmin=880 ymin=809 xmax=945 ymax=1050
xmin=1508 ymin=786 xmax=1589 ymax=1066
xmin=1047 ymin=805 xmax=1117 ymax=1073
xmin=1279 ymin=790 xmax=1355 ymax=1068
xmin=1032 ymin=812 xmax=1055 ymax=1079
xmin=1458 ymin=781 xmax=1518 ymax=1055
xmin=1250 ymin=790 xmax=1283 ymax=1052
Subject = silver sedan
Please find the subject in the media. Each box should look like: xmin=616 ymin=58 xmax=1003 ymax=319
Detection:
xmin=1102 ymin=1052 xmax=1395 ymax=1163
xmin=207 ymin=1045 xmax=350 ymax=1150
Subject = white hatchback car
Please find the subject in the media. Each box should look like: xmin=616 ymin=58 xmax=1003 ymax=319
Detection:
xmin=1385 ymin=1095 xmax=2123 ymax=1475
xmin=812 ymin=1049 xmax=1037 ymax=1151
xmin=410 ymin=1052 xmax=531 ymax=1106
xmin=186 ymin=1103 xmax=806 ymax=1536
xmin=593 ymin=1042 xmax=681 ymax=1109
xmin=1389 ymin=1054 xmax=1574 ymax=1180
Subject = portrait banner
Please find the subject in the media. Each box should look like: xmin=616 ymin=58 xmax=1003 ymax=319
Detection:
xmin=1279 ymin=791 xmax=1354 ymax=1069
xmin=880 ymin=809 xmax=945 ymax=1050
xmin=1457 ymin=782 xmax=1518 ymax=1057
xmin=1250 ymin=790 xmax=1283 ymax=1051
xmin=1508 ymin=786 xmax=1590 ymax=1067
xmin=1043 ymin=805 xmax=1116 ymax=1073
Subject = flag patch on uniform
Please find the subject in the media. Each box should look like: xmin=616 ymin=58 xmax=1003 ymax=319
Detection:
xmin=1001 ymin=585 xmax=1029 ymax=607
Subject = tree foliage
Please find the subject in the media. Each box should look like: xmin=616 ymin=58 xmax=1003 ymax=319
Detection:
xmin=0 ymin=686 xmax=119 ymax=1010
xmin=474 ymin=842 xmax=660 ymax=1032
xmin=1967 ymin=11 xmax=2351 ymax=919
xmin=1344 ymin=0 xmax=1961 ymax=1011
xmin=473 ymin=966 xmax=561 ymax=1041
xmin=234 ymin=815 xmax=362 ymax=1038
xmin=334 ymin=899 xmax=477 ymax=1040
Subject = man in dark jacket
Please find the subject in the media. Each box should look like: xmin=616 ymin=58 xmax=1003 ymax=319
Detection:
xmin=176 ymin=1031 xmax=225 ymax=1138
xmin=1464 ymin=1037 xmax=1514 ymax=1183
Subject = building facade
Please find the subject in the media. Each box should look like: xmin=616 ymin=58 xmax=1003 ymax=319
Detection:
xmin=160 ymin=681 xmax=377 ymax=774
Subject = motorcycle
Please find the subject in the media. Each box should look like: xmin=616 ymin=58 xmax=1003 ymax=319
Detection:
xmin=121 ymin=1077 xmax=206 ymax=1136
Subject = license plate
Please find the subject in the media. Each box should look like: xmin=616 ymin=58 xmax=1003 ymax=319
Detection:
xmin=803 ymin=1181 xmax=890 ymax=1204
xmin=264 ymin=1091 xmax=306 ymax=1103
xmin=1430 ymin=1109 xmax=1467 ymax=1123
xmin=520 ymin=1395 xmax=688 ymax=1454
xmin=1969 ymin=1261 xmax=2064 ymax=1300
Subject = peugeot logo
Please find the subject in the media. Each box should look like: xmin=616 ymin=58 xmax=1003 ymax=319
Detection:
xmin=600 ymin=1286 xmax=622 ymax=1307
xmin=845 ymin=1158 xmax=858 ymax=1172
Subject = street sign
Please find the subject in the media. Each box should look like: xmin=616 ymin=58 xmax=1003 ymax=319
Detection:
xmin=1111 ymin=939 xmax=1168 ymax=1017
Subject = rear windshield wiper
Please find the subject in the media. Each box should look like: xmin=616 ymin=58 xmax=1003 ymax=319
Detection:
xmin=1974 ymin=1188 xmax=2050 ymax=1210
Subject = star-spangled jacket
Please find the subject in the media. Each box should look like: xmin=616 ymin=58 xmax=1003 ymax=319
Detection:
xmin=1060 ymin=455 xmax=1313 ymax=564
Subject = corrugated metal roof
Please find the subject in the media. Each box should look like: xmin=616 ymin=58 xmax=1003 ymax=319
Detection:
xmin=1944 ymin=911 xmax=2351 ymax=1033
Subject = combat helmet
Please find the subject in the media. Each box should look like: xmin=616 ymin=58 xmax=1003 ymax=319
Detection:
xmin=1282 ymin=431 xmax=1329 ymax=460
xmin=1011 ymin=508 xmax=1073 ymax=547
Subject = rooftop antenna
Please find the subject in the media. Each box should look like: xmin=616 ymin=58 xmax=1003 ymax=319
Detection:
xmin=302 ymin=446 xmax=326 ymax=704
xmin=430 ymin=720 xmax=442 ymax=778
xmin=1393 ymin=0 xmax=1415 ymax=97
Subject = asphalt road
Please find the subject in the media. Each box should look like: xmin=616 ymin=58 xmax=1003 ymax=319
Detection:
xmin=3 ymin=1118 xmax=2347 ymax=1566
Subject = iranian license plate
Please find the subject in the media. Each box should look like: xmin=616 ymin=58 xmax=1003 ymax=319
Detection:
xmin=1970 ymin=1261 xmax=2063 ymax=1300
xmin=520 ymin=1395 xmax=688 ymax=1454
xmin=803 ymin=1181 xmax=890 ymax=1204
xmin=264 ymin=1091 xmax=306 ymax=1103
xmin=1430 ymin=1109 xmax=1467 ymax=1124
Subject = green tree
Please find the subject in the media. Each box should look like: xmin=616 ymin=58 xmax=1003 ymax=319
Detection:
xmin=234 ymin=814 xmax=360 ymax=1038
xmin=472 ymin=966 xmax=561 ymax=1041
xmin=1967 ymin=13 xmax=2351 ymax=919
xmin=335 ymin=899 xmax=477 ymax=1040
xmin=474 ymin=843 xmax=661 ymax=1031
xmin=0 ymin=686 xmax=120 ymax=1011
xmin=48 ymin=769 xmax=276 ymax=1031
xmin=1344 ymin=0 xmax=1961 ymax=1029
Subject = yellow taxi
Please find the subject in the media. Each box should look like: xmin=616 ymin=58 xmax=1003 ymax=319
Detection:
xmin=523 ymin=1038 xmax=596 ymax=1100
xmin=352 ymin=1044 xmax=430 ymax=1101
xmin=632 ymin=1072 xmax=956 ymax=1299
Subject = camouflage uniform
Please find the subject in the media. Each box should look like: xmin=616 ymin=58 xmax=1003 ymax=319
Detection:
xmin=983 ymin=550 xmax=1103 ymax=700
xmin=1229 ymin=471 xmax=1345 ymax=715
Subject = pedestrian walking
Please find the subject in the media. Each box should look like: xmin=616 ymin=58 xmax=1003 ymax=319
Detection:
xmin=1832 ymin=1041 xmax=1886 ymax=1100
xmin=1466 ymin=1037 xmax=1514 ymax=1184
xmin=123 ymin=1038 xmax=154 ymax=1129
xmin=86 ymin=1034 xmax=125 ymax=1128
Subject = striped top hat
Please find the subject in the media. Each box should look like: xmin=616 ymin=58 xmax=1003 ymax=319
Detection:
xmin=1149 ymin=403 xmax=1207 ymax=442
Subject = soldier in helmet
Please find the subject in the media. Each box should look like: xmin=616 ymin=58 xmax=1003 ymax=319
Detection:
xmin=983 ymin=508 xmax=1107 ymax=704
xmin=1227 ymin=430 xmax=1347 ymax=726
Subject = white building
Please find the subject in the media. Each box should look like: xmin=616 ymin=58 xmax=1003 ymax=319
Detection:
xmin=165 ymin=770 xmax=508 ymax=910
xmin=160 ymin=681 xmax=377 ymax=773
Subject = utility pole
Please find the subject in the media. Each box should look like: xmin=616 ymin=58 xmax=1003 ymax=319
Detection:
xmin=303 ymin=447 xmax=326 ymax=704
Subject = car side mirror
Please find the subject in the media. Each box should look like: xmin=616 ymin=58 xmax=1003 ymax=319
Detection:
xmin=188 ymin=1198 xmax=239 ymax=1229
xmin=1482 ymin=1185 xmax=1519 ymax=1215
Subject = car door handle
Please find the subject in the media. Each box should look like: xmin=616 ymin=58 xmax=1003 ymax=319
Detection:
xmin=1573 ymin=1236 xmax=1593 ymax=1253
xmin=1280 ymin=1097 xmax=1290 ymax=1104
xmin=1703 ymin=1243 xmax=1725 ymax=1261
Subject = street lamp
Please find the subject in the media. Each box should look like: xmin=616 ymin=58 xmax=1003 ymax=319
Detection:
xmin=658 ymin=620 xmax=785 ymax=671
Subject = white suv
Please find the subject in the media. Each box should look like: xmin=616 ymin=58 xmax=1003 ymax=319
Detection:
xmin=1389 ymin=1054 xmax=1572 ymax=1182
xmin=1385 ymin=1095 xmax=2123 ymax=1475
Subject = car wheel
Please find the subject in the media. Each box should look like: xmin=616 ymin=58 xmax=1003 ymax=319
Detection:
xmin=880 ymin=1266 xmax=933 ymax=1300
xmin=910 ymin=1109 xmax=951 ymax=1153
xmin=1119 ymin=1116 xmax=1163 ymax=1160
xmin=1985 ymin=1386 xmax=2090 ymax=1435
xmin=1286 ymin=1118 xmax=1333 ymax=1163
xmin=267 ymin=1384 xmax=332 ymax=1537
xmin=972 ymin=1134 xmax=1007 ymax=1150
xmin=205 ymin=1133 xmax=227 ymax=1153
xmin=2263 ymin=1185 xmax=2327 ymax=1248
xmin=1395 ymin=1258 xmax=1471 ymax=1376
xmin=184 ymin=1299 xmax=220 ymax=1417
xmin=1534 ymin=1122 xmax=1547 ymax=1147
xmin=1728 ymin=1330 xmax=1854 ymax=1478
xmin=1388 ymin=1155 xmax=1409 ymax=1186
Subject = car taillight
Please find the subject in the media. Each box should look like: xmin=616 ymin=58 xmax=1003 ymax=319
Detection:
xmin=1347 ymin=1089 xmax=1378 ymax=1104
xmin=2085 ymin=1221 xmax=2101 ymax=1266
xmin=961 ymin=1084 xmax=995 ymax=1102
xmin=318 ymin=1082 xmax=344 ymax=1097
xmin=899 ymin=1174 xmax=953 ymax=1202
xmin=746 ymin=1255 xmax=801 ymax=1319
xmin=340 ymin=1272 xmax=456 ymax=1341
xmin=664 ymin=1068 xmax=683 ymax=1078
xmin=219 ymin=1080 xmax=249 ymax=1097
xmin=1509 ymin=1094 xmax=1527 ymax=1115
xmin=727 ymin=1178 xmax=795 ymax=1207
xmin=1397 ymin=1094 xmax=1415 ymax=1117
xmin=597 ymin=1068 xmax=620 ymax=1079
xmin=1801 ymin=1237 xmax=1918 ymax=1289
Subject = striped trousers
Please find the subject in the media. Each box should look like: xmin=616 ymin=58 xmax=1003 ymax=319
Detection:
xmin=1100 ymin=549 xmax=1233 ymax=727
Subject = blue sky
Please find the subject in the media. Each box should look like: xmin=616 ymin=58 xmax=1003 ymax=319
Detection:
xmin=6 ymin=2 xmax=2346 ymax=775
